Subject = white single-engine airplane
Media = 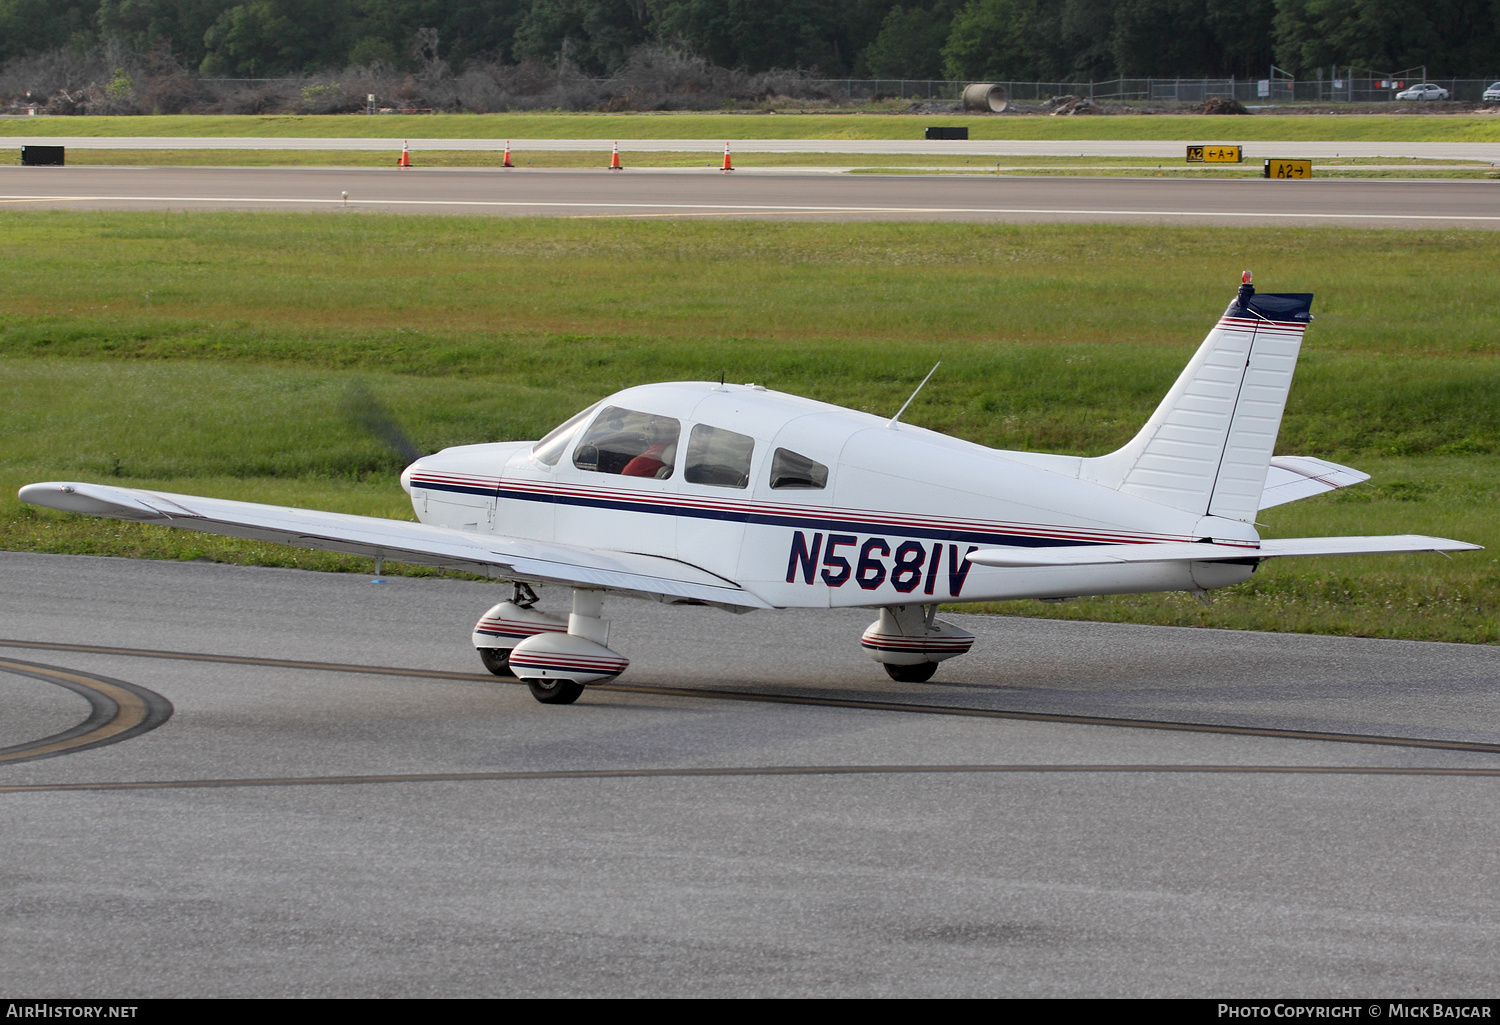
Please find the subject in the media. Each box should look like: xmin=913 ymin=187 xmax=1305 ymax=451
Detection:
xmin=21 ymin=274 xmax=1481 ymax=703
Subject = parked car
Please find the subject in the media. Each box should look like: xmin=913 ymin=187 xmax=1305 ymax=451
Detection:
xmin=1484 ymin=82 xmax=1500 ymax=102
xmin=1396 ymin=83 xmax=1450 ymax=101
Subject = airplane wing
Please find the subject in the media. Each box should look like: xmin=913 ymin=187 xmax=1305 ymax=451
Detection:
xmin=1259 ymin=455 xmax=1370 ymax=510
xmin=18 ymin=481 xmax=770 ymax=610
xmin=967 ymin=534 xmax=1481 ymax=568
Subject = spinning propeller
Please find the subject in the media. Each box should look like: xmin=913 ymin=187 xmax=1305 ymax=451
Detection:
xmin=340 ymin=380 xmax=423 ymax=468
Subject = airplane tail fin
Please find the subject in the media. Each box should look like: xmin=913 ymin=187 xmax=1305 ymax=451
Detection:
xmin=1082 ymin=275 xmax=1313 ymax=524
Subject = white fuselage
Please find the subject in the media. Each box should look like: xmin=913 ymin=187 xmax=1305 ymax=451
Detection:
xmin=402 ymin=382 xmax=1256 ymax=609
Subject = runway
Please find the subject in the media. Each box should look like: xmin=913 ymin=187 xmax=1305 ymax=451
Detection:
xmin=3 ymin=551 xmax=1500 ymax=996
xmin=9 ymin=134 xmax=1500 ymax=161
xmin=4 ymin=165 xmax=1499 ymax=226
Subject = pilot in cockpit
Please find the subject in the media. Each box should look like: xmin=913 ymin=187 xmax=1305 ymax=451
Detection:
xmin=620 ymin=420 xmax=677 ymax=479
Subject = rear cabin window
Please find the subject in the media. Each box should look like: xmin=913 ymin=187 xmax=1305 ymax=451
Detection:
xmin=531 ymin=401 xmax=601 ymax=466
xmin=684 ymin=424 xmax=755 ymax=489
xmin=572 ymin=406 xmax=681 ymax=479
xmin=769 ymin=448 xmax=828 ymax=490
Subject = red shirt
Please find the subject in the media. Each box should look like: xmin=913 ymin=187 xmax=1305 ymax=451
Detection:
xmin=621 ymin=443 xmax=669 ymax=477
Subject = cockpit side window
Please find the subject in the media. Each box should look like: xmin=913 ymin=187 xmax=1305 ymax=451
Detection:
xmin=769 ymin=448 xmax=828 ymax=490
xmin=684 ymin=424 xmax=755 ymax=489
xmin=531 ymin=401 xmax=602 ymax=467
xmin=572 ymin=405 xmax=681 ymax=479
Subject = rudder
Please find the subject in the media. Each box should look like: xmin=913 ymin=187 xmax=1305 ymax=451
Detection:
xmin=1083 ymin=275 xmax=1313 ymax=524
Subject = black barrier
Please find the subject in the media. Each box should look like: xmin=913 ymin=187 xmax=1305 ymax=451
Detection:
xmin=21 ymin=145 xmax=65 ymax=166
xmin=924 ymin=126 xmax=968 ymax=140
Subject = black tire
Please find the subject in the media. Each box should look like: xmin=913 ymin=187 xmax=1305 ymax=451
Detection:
xmin=527 ymin=677 xmax=586 ymax=704
xmin=477 ymin=647 xmax=513 ymax=677
xmin=884 ymin=661 xmax=939 ymax=683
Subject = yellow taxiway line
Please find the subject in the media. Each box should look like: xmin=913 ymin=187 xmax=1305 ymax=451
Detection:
xmin=0 ymin=656 xmax=172 ymax=764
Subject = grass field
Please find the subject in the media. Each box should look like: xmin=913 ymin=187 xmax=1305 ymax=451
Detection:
xmin=5 ymin=112 xmax=1500 ymax=142
xmin=1 ymin=212 xmax=1494 ymax=641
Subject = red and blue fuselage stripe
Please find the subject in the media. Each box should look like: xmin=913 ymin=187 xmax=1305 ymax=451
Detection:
xmin=409 ymin=474 xmax=1254 ymax=551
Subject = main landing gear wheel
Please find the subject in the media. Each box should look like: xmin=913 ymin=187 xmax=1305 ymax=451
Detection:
xmin=477 ymin=648 xmax=513 ymax=677
xmin=527 ymin=677 xmax=586 ymax=705
xmin=884 ymin=662 xmax=939 ymax=683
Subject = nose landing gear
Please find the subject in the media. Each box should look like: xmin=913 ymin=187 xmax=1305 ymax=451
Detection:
xmin=472 ymin=582 xmax=565 ymax=678
xmin=477 ymin=647 xmax=513 ymax=677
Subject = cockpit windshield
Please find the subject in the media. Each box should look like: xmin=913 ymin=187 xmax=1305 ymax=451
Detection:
xmin=573 ymin=406 xmax=682 ymax=479
xmin=531 ymin=401 xmax=602 ymax=466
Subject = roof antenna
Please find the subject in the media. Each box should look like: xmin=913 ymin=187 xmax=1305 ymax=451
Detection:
xmin=887 ymin=361 xmax=941 ymax=429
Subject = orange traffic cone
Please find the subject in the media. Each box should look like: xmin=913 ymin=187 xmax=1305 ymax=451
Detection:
xmin=503 ymin=140 xmax=514 ymax=168
xmin=397 ymin=140 xmax=411 ymax=168
xmin=609 ymin=141 xmax=622 ymax=171
xmin=721 ymin=141 xmax=734 ymax=172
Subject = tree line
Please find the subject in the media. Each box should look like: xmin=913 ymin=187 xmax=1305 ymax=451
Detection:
xmin=2 ymin=0 xmax=1496 ymax=82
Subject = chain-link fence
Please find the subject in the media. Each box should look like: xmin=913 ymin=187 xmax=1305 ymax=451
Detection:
xmin=183 ymin=73 xmax=1500 ymax=108
xmin=802 ymin=77 xmax=1500 ymax=104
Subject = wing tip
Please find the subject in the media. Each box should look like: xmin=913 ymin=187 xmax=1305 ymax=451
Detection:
xmin=18 ymin=481 xmax=84 ymax=510
xmin=18 ymin=480 xmax=166 ymax=520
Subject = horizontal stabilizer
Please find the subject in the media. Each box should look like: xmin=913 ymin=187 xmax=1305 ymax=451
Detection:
xmin=967 ymin=534 xmax=1481 ymax=568
xmin=1259 ymin=455 xmax=1370 ymax=510
xmin=1255 ymin=535 xmax=1482 ymax=558
xmin=18 ymin=481 xmax=770 ymax=610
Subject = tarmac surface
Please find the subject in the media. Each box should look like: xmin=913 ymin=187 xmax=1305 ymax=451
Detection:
xmin=3 ymin=551 xmax=1499 ymax=997
xmin=3 ymin=164 xmax=1499 ymax=226
xmin=9 ymin=135 xmax=1500 ymax=161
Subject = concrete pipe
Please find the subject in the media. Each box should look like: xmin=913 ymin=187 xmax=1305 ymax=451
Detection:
xmin=962 ymin=83 xmax=1008 ymax=113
